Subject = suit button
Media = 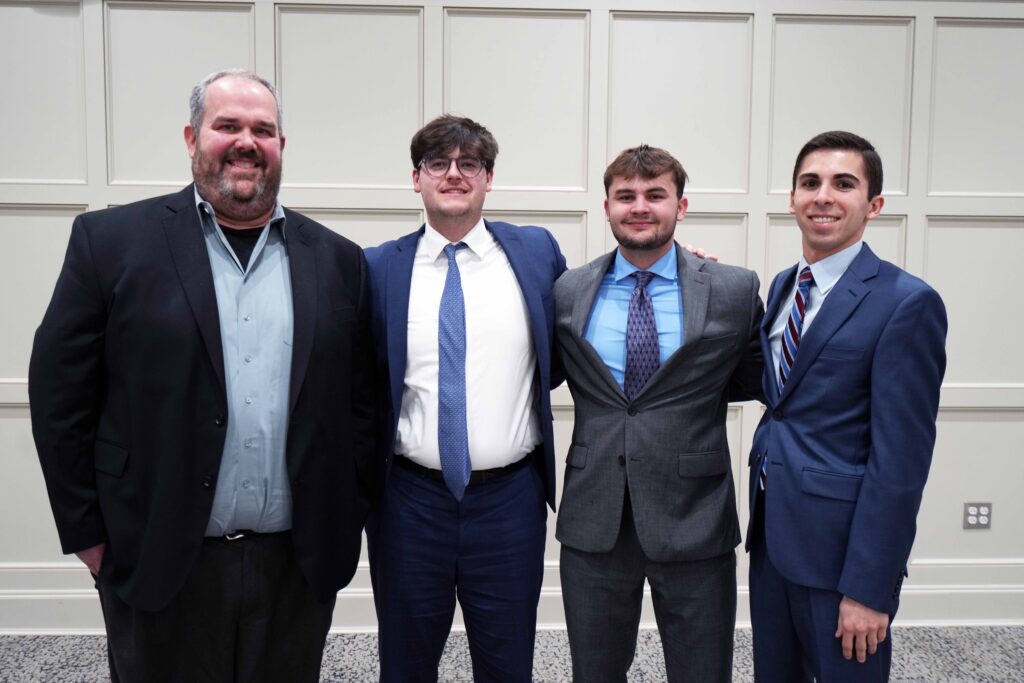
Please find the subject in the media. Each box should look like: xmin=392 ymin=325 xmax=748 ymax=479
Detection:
xmin=617 ymin=455 xmax=625 ymax=466
xmin=202 ymin=476 xmax=213 ymax=489
xmin=627 ymin=406 xmax=638 ymax=416
xmin=215 ymin=415 xmax=226 ymax=427
xmin=772 ymin=409 xmax=783 ymax=420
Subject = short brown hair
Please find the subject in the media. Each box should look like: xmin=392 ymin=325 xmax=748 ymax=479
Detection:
xmin=604 ymin=145 xmax=688 ymax=199
xmin=410 ymin=114 xmax=498 ymax=171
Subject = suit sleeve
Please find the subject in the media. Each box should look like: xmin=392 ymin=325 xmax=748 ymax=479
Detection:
xmin=546 ymin=228 xmax=569 ymax=389
xmin=837 ymin=286 xmax=947 ymax=613
xmin=728 ymin=270 xmax=766 ymax=403
xmin=350 ymin=248 xmax=381 ymax=505
xmin=28 ymin=215 xmax=108 ymax=555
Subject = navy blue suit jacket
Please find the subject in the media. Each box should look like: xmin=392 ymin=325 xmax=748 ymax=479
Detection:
xmin=364 ymin=220 xmax=567 ymax=509
xmin=746 ymin=243 xmax=947 ymax=614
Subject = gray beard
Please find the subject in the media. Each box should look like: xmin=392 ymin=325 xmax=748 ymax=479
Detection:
xmin=192 ymin=158 xmax=281 ymax=224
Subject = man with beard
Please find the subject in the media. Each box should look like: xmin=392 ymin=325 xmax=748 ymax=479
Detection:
xmin=553 ymin=145 xmax=763 ymax=682
xmin=29 ymin=70 xmax=376 ymax=682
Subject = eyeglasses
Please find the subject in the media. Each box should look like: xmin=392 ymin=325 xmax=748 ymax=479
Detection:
xmin=418 ymin=157 xmax=486 ymax=178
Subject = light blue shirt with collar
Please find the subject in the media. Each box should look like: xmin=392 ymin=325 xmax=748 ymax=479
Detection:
xmin=769 ymin=240 xmax=863 ymax=387
xmin=583 ymin=246 xmax=684 ymax=390
xmin=194 ymin=189 xmax=295 ymax=536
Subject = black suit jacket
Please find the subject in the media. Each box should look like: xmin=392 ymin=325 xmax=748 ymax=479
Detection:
xmin=29 ymin=185 xmax=376 ymax=611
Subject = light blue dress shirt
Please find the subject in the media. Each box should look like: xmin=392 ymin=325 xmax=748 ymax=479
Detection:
xmin=194 ymin=191 xmax=295 ymax=536
xmin=583 ymin=247 xmax=684 ymax=390
xmin=769 ymin=240 xmax=863 ymax=388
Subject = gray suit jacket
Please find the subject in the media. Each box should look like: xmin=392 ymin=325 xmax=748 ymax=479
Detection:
xmin=554 ymin=244 xmax=764 ymax=562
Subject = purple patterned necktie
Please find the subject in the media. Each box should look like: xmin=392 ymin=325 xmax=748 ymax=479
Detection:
xmin=761 ymin=265 xmax=814 ymax=491
xmin=624 ymin=271 xmax=659 ymax=401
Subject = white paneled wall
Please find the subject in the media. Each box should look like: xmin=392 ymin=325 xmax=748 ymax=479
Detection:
xmin=1 ymin=0 xmax=1022 ymax=633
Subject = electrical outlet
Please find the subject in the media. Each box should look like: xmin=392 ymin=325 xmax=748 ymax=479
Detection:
xmin=963 ymin=502 xmax=992 ymax=529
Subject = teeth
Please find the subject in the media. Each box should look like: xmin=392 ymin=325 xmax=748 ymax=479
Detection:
xmin=812 ymin=216 xmax=837 ymax=223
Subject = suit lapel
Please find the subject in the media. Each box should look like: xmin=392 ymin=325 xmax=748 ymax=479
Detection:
xmin=162 ymin=186 xmax=226 ymax=396
xmin=567 ymin=251 xmax=627 ymax=401
xmin=779 ymin=245 xmax=879 ymax=401
xmin=570 ymin=252 xmax=614 ymax=337
xmin=286 ymin=213 xmax=317 ymax=416
xmin=678 ymin=247 xmax=710 ymax=349
xmin=761 ymin=266 xmax=797 ymax=402
xmin=386 ymin=229 xmax=421 ymax=421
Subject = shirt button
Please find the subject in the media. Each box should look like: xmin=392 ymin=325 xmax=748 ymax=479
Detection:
xmin=244 ymin=355 xmax=253 ymax=363
xmin=245 ymin=397 xmax=253 ymax=405
xmin=244 ymin=439 xmax=254 ymax=448
xmin=243 ymin=315 xmax=252 ymax=322
xmin=242 ymin=480 xmax=251 ymax=489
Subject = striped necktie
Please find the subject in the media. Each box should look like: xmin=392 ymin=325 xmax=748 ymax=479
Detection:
xmin=761 ymin=265 xmax=814 ymax=491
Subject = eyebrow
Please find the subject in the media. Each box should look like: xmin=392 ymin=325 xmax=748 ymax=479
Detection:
xmin=210 ymin=115 xmax=277 ymax=131
xmin=614 ymin=186 xmax=669 ymax=196
xmin=798 ymin=172 xmax=860 ymax=184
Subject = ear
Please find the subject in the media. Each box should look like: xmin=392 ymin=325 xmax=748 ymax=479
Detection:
xmin=676 ymin=196 xmax=688 ymax=222
xmin=788 ymin=190 xmax=796 ymax=215
xmin=279 ymin=135 xmax=286 ymax=154
xmin=484 ymin=169 xmax=494 ymax=192
xmin=412 ymin=168 xmax=422 ymax=194
xmin=867 ymin=194 xmax=884 ymax=220
xmin=184 ymin=125 xmax=197 ymax=159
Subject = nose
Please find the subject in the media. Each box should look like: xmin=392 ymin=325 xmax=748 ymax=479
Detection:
xmin=630 ymin=197 xmax=651 ymax=214
xmin=444 ymin=159 xmax=463 ymax=180
xmin=814 ymin=184 xmax=834 ymax=204
xmin=234 ymin=127 xmax=256 ymax=151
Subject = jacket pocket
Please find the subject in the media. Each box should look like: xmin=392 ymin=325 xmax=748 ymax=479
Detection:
xmin=801 ymin=467 xmax=862 ymax=501
xmin=817 ymin=344 xmax=863 ymax=360
xmin=566 ymin=444 xmax=588 ymax=469
xmin=678 ymin=450 xmax=728 ymax=477
xmin=94 ymin=440 xmax=128 ymax=478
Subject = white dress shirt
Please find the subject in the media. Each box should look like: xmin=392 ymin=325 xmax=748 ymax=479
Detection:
xmin=770 ymin=241 xmax=863 ymax=387
xmin=396 ymin=220 xmax=540 ymax=470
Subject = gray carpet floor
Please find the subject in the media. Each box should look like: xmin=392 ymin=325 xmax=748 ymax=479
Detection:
xmin=1 ymin=627 xmax=1022 ymax=682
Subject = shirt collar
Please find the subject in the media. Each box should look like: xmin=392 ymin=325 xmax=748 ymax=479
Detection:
xmin=611 ymin=244 xmax=678 ymax=284
xmin=799 ymin=240 xmax=862 ymax=295
xmin=194 ymin=187 xmax=287 ymax=241
xmin=423 ymin=217 xmax=488 ymax=260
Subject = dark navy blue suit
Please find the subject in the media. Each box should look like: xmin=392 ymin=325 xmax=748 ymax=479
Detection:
xmin=365 ymin=221 xmax=566 ymax=682
xmin=746 ymin=243 xmax=947 ymax=681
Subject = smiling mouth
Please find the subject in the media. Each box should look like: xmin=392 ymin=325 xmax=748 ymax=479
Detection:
xmin=811 ymin=216 xmax=838 ymax=224
xmin=441 ymin=188 xmax=468 ymax=194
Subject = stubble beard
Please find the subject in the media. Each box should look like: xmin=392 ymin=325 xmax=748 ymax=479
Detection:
xmin=611 ymin=221 xmax=674 ymax=253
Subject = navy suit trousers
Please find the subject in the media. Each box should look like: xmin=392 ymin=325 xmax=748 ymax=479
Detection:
xmin=370 ymin=458 xmax=546 ymax=683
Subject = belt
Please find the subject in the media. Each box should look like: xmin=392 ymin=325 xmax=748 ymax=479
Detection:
xmin=395 ymin=454 xmax=531 ymax=485
xmin=208 ymin=530 xmax=290 ymax=543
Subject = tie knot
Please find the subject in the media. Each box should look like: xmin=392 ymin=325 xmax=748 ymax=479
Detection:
xmin=444 ymin=242 xmax=467 ymax=263
xmin=632 ymin=271 xmax=655 ymax=290
xmin=798 ymin=266 xmax=813 ymax=290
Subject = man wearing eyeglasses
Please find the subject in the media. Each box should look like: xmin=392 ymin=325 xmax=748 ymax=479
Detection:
xmin=364 ymin=114 xmax=567 ymax=682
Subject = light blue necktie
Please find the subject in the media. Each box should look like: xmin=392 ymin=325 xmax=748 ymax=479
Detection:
xmin=438 ymin=243 xmax=471 ymax=500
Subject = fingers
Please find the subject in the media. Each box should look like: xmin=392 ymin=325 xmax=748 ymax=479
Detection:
xmin=841 ymin=631 xmax=854 ymax=660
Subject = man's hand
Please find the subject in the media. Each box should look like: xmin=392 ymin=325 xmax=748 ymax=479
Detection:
xmin=835 ymin=595 xmax=889 ymax=662
xmin=683 ymin=243 xmax=719 ymax=262
xmin=75 ymin=543 xmax=105 ymax=576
